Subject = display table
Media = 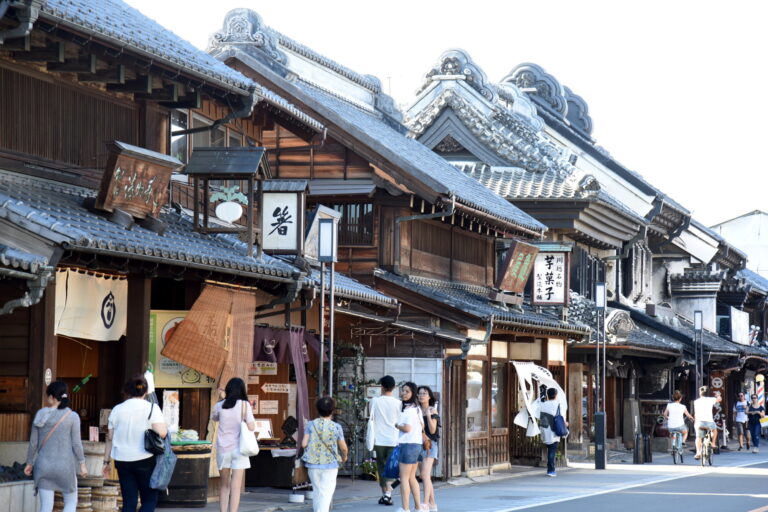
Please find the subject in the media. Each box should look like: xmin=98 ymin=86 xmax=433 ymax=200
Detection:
xmin=245 ymin=446 xmax=297 ymax=488
xmin=158 ymin=442 xmax=212 ymax=509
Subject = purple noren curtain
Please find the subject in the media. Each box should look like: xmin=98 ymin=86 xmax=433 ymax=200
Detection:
xmin=304 ymin=332 xmax=328 ymax=362
xmin=289 ymin=326 xmax=310 ymax=449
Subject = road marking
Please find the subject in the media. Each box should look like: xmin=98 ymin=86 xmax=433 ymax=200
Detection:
xmin=748 ymin=507 xmax=768 ymax=512
xmin=494 ymin=458 xmax=768 ymax=512
xmin=623 ymin=491 xmax=768 ymax=498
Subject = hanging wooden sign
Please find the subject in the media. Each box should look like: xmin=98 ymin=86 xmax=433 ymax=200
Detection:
xmin=495 ymin=240 xmax=539 ymax=293
xmin=95 ymin=141 xmax=182 ymax=219
xmin=532 ymin=252 xmax=570 ymax=306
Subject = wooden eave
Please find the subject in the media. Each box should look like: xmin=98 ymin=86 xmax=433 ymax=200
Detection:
xmin=514 ymin=199 xmax=640 ymax=249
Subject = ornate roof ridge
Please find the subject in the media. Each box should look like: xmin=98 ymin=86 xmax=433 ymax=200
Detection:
xmin=294 ymin=77 xmax=380 ymax=117
xmin=406 ymin=89 xmax=573 ymax=175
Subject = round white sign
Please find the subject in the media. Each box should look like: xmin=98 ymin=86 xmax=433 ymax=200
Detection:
xmin=44 ymin=368 xmax=52 ymax=386
xmin=711 ymin=377 xmax=723 ymax=389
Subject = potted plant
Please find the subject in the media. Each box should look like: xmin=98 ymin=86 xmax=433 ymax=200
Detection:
xmin=210 ymin=186 xmax=248 ymax=223
xmin=359 ymin=458 xmax=379 ymax=481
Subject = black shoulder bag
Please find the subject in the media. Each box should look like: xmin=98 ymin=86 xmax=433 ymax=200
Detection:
xmin=144 ymin=403 xmax=165 ymax=455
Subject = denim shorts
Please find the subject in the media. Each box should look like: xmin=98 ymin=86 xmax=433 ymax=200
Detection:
xmin=695 ymin=421 xmax=717 ymax=437
xmin=398 ymin=443 xmax=422 ymax=464
xmin=419 ymin=441 xmax=438 ymax=461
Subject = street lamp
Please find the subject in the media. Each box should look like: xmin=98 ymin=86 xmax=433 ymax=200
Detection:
xmin=694 ymin=310 xmax=703 ymax=392
xmin=594 ymin=282 xmax=607 ymax=470
xmin=318 ymin=218 xmax=338 ymax=397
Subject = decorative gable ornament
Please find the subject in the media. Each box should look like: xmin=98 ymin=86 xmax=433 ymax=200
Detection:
xmin=502 ymin=63 xmax=567 ymax=116
xmin=417 ymin=49 xmax=497 ymax=102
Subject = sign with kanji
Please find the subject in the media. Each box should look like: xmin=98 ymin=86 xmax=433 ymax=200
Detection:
xmin=262 ymin=192 xmax=302 ymax=253
xmin=96 ymin=141 xmax=181 ymax=219
xmin=532 ymin=252 xmax=570 ymax=305
xmin=495 ymin=240 xmax=539 ymax=293
xmin=261 ymin=382 xmax=290 ymax=394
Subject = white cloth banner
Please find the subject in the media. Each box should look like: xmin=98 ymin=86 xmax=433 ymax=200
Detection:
xmin=54 ymin=269 xmax=127 ymax=341
xmin=512 ymin=361 xmax=567 ymax=437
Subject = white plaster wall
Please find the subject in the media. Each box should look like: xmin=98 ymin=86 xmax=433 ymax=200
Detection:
xmin=671 ymin=297 xmax=717 ymax=333
xmin=713 ymin=213 xmax=768 ymax=278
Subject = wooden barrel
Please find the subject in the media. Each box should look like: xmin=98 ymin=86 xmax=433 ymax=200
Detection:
xmin=157 ymin=444 xmax=211 ymax=508
xmin=92 ymin=484 xmax=119 ymax=512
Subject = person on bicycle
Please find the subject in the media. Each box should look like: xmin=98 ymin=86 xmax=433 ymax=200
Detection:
xmin=665 ymin=390 xmax=694 ymax=446
xmin=693 ymin=386 xmax=722 ymax=460
xmin=733 ymin=392 xmax=749 ymax=451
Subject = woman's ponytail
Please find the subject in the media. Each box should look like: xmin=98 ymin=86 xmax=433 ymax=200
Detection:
xmin=46 ymin=381 xmax=69 ymax=409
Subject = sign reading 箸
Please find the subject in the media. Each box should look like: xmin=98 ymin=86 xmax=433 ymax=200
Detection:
xmin=532 ymin=252 xmax=570 ymax=306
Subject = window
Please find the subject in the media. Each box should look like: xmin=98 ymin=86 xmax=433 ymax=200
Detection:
xmin=491 ymin=361 xmax=507 ymax=428
xmin=192 ymin=116 xmax=212 ymax=147
xmin=329 ymin=203 xmax=374 ymax=245
xmin=466 ymin=360 xmax=486 ymax=432
xmin=211 ymin=125 xmax=226 ymax=147
xmin=229 ymin=132 xmax=243 ymax=147
xmin=170 ymin=110 xmax=188 ymax=163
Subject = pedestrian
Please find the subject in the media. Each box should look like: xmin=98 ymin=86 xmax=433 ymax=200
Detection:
xmin=664 ymin=390 xmax=694 ymax=446
xmin=417 ymin=386 xmax=439 ymax=512
xmin=368 ymin=375 xmax=402 ymax=506
xmin=395 ymin=382 xmax=423 ymax=512
xmin=733 ymin=392 xmax=749 ymax=451
xmin=747 ymin=393 xmax=765 ymax=453
xmin=537 ymin=388 xmax=566 ymax=477
xmin=24 ymin=381 xmax=87 ymax=512
xmin=211 ymin=377 xmax=256 ymax=512
xmin=103 ymin=374 xmax=167 ymax=512
xmin=301 ymin=396 xmax=348 ymax=512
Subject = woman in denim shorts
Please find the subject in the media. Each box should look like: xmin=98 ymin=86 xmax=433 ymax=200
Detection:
xmin=395 ymin=382 xmax=423 ymax=512
xmin=418 ymin=386 xmax=440 ymax=512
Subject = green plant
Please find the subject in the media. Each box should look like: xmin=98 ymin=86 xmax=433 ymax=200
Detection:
xmin=359 ymin=458 xmax=379 ymax=481
xmin=209 ymin=185 xmax=248 ymax=205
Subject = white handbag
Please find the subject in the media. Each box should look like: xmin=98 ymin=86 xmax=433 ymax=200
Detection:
xmin=365 ymin=402 xmax=376 ymax=452
xmin=239 ymin=401 xmax=260 ymax=457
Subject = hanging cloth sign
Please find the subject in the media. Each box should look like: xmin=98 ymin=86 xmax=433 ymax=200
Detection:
xmin=512 ymin=361 xmax=567 ymax=437
xmin=54 ymin=269 xmax=127 ymax=341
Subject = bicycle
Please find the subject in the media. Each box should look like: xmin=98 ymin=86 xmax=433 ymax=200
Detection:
xmin=699 ymin=427 xmax=714 ymax=467
xmin=670 ymin=429 xmax=684 ymax=464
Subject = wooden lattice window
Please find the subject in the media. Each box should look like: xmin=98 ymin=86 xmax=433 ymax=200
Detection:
xmin=330 ymin=203 xmax=374 ymax=245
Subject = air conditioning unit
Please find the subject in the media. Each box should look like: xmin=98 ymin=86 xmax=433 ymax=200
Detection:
xmin=716 ymin=315 xmax=730 ymax=337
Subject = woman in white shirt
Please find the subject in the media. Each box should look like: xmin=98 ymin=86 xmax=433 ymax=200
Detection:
xmin=664 ymin=390 xmax=694 ymax=445
xmin=103 ymin=374 xmax=167 ymax=512
xmin=395 ymin=382 xmax=423 ymax=512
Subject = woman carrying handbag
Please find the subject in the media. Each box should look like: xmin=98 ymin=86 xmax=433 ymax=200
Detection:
xmin=211 ymin=378 xmax=256 ymax=512
xmin=103 ymin=374 xmax=167 ymax=512
xmin=301 ymin=397 xmax=349 ymax=512
xmin=24 ymin=381 xmax=87 ymax=512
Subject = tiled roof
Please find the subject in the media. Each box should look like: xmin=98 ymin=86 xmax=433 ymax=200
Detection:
xmin=374 ymin=269 xmax=590 ymax=336
xmin=0 ymin=170 xmax=297 ymax=281
xmin=458 ymin=164 xmax=647 ymax=225
xmin=291 ymin=81 xmax=546 ymax=235
xmin=738 ymin=268 xmax=768 ymax=295
xmin=0 ymin=244 xmax=48 ymax=273
xmin=254 ymin=83 xmax=325 ymax=132
xmin=308 ymin=268 xmax=397 ymax=308
xmin=40 ymin=0 xmax=254 ymax=94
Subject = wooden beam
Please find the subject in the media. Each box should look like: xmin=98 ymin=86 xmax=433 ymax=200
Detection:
xmin=107 ymin=75 xmax=152 ymax=94
xmin=27 ymin=282 xmax=56 ymax=410
xmin=135 ymin=83 xmax=180 ymax=102
xmin=123 ymin=275 xmax=151 ymax=384
xmin=47 ymin=54 xmax=97 ymax=73
xmin=12 ymin=42 xmax=64 ymax=63
xmin=2 ymin=35 xmax=30 ymax=51
xmin=161 ymin=89 xmax=202 ymax=109
xmin=78 ymin=65 xmax=126 ymax=84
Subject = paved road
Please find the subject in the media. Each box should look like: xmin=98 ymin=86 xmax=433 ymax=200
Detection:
xmin=329 ymin=450 xmax=768 ymax=512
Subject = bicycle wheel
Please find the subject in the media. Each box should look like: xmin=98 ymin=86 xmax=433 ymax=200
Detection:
xmin=672 ymin=447 xmax=679 ymax=464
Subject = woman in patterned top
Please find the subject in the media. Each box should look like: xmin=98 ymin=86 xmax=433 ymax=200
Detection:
xmin=301 ymin=397 xmax=349 ymax=512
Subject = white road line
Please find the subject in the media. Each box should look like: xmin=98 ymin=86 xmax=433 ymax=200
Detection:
xmin=622 ymin=491 xmax=768 ymax=498
xmin=494 ymin=458 xmax=768 ymax=512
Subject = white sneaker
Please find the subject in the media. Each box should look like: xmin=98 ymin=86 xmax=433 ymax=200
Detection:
xmin=753 ymin=448 xmax=759 ymax=453
xmin=396 ymin=509 xmax=410 ymax=512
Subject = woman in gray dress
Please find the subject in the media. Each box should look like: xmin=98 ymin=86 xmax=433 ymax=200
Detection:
xmin=24 ymin=381 xmax=87 ymax=512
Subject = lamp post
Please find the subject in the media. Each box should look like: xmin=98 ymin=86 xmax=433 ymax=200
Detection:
xmin=318 ymin=218 xmax=338 ymax=397
xmin=594 ymin=282 xmax=607 ymax=470
xmin=694 ymin=310 xmax=703 ymax=392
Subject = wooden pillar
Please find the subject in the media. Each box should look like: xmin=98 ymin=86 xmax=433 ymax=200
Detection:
xmin=28 ymin=282 xmax=56 ymax=409
xmin=567 ymin=363 xmax=584 ymax=446
xmin=123 ymin=275 xmax=151 ymax=384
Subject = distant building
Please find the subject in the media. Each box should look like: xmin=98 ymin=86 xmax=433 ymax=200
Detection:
xmin=711 ymin=210 xmax=768 ymax=278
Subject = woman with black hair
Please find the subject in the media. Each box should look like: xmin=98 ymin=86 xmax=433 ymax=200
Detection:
xmin=103 ymin=374 xmax=167 ymax=512
xmin=395 ymin=382 xmax=423 ymax=512
xmin=417 ymin=386 xmax=439 ymax=512
xmin=211 ymin=377 xmax=255 ymax=512
xmin=24 ymin=381 xmax=86 ymax=512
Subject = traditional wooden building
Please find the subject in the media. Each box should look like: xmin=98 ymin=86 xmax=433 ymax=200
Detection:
xmin=207 ymin=9 xmax=590 ymax=476
xmin=405 ymin=49 xmax=768 ymax=449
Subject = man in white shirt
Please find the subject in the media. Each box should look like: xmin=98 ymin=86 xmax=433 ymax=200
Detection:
xmin=693 ymin=386 xmax=722 ymax=459
xmin=368 ymin=376 xmax=402 ymax=506
xmin=733 ymin=392 xmax=749 ymax=451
